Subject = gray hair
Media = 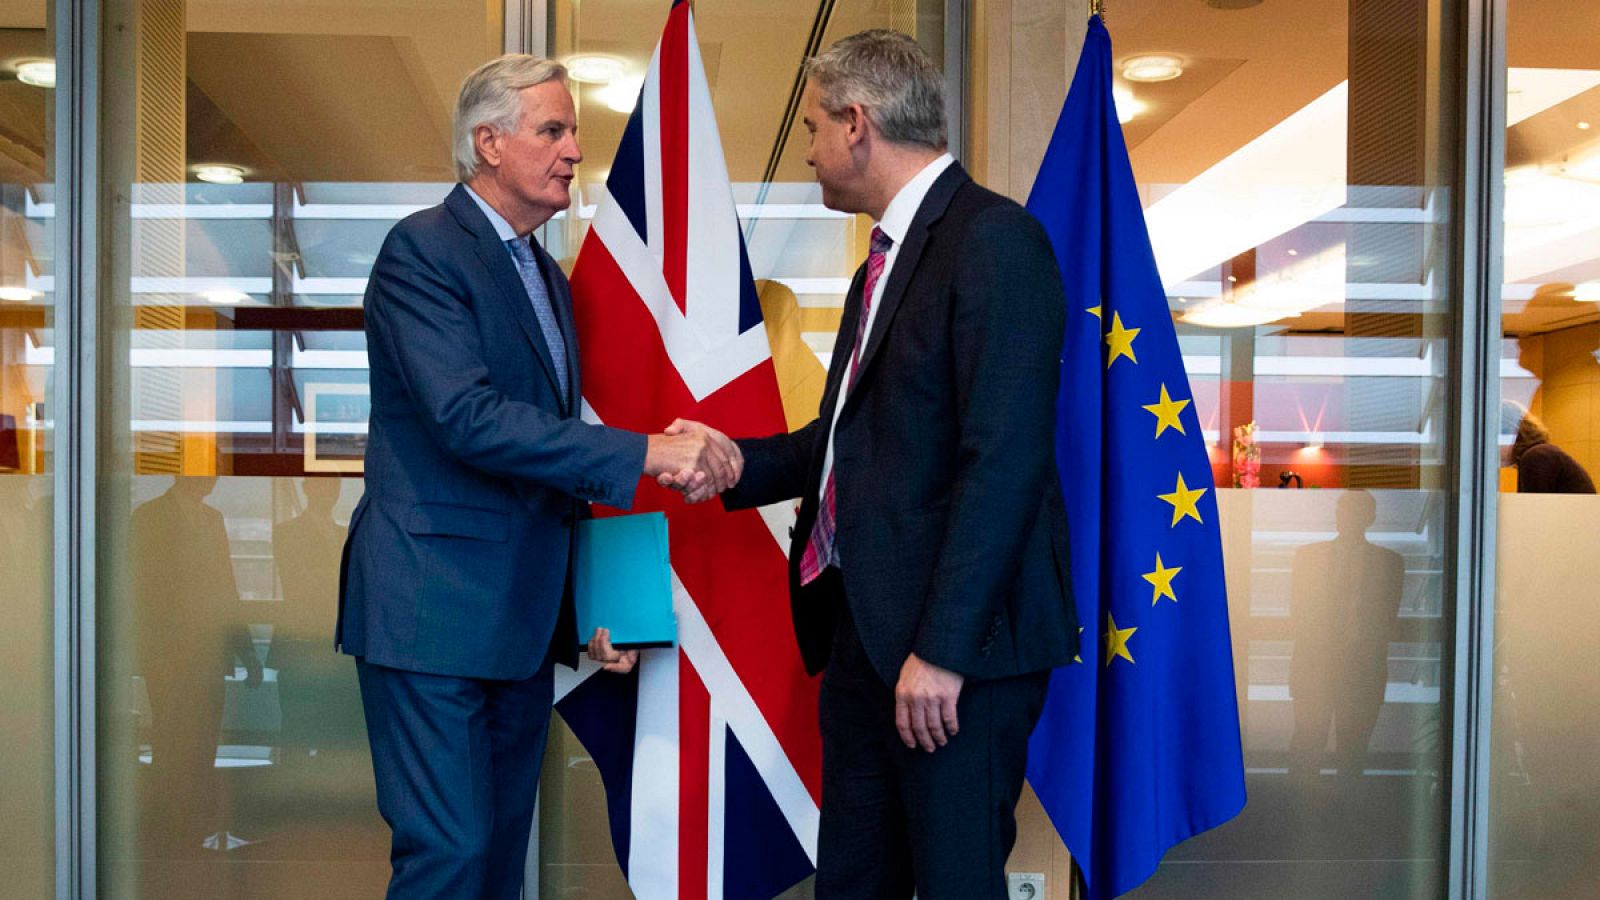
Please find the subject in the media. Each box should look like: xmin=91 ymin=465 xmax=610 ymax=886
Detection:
xmin=805 ymin=30 xmax=946 ymax=150
xmin=453 ymin=54 xmax=568 ymax=182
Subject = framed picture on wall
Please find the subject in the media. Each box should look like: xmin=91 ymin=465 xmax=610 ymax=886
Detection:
xmin=303 ymin=383 xmax=369 ymax=474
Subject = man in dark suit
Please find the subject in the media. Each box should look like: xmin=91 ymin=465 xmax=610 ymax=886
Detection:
xmin=338 ymin=54 xmax=737 ymax=899
xmin=706 ymin=29 xmax=1078 ymax=900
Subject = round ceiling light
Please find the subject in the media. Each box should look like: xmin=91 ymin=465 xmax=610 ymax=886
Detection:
xmin=599 ymin=75 xmax=646 ymax=114
xmin=194 ymin=164 xmax=246 ymax=185
xmin=1122 ymin=55 xmax=1184 ymax=83
xmin=15 ymin=59 xmax=55 ymax=89
xmin=564 ymin=55 xmax=626 ymax=84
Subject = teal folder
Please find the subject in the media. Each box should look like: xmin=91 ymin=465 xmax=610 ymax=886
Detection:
xmin=573 ymin=512 xmax=676 ymax=650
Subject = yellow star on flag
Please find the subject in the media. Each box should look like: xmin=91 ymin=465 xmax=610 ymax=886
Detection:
xmin=1104 ymin=312 xmax=1139 ymax=368
xmin=1087 ymin=304 xmax=1103 ymax=320
xmin=1104 ymin=612 xmax=1137 ymax=667
xmin=1143 ymin=553 xmax=1182 ymax=605
xmin=1141 ymin=384 xmax=1190 ymax=439
xmin=1158 ymin=473 xmax=1207 ymax=526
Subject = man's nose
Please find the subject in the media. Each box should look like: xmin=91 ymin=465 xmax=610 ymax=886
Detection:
xmin=565 ymin=133 xmax=583 ymax=165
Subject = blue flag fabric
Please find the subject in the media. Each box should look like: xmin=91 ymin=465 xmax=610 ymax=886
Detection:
xmin=1024 ymin=15 xmax=1247 ymax=900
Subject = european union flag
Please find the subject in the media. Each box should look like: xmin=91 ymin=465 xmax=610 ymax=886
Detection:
xmin=1024 ymin=15 xmax=1247 ymax=900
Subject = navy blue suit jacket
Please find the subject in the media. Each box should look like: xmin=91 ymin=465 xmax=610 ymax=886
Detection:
xmin=338 ymin=184 xmax=647 ymax=680
xmin=723 ymin=165 xmax=1078 ymax=684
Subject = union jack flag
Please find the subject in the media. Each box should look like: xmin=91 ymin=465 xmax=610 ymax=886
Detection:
xmin=556 ymin=2 xmax=822 ymax=897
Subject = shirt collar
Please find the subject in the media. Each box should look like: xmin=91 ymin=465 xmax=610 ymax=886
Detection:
xmin=875 ymin=152 xmax=956 ymax=246
xmin=463 ymin=183 xmax=522 ymax=245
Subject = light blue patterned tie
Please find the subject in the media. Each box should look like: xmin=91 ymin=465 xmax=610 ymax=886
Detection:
xmin=505 ymin=237 xmax=570 ymax=400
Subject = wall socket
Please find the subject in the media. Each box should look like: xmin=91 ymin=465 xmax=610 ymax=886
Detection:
xmin=1008 ymin=872 xmax=1046 ymax=900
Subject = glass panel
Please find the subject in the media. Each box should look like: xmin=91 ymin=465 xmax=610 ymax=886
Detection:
xmin=95 ymin=1 xmax=499 ymax=894
xmin=1490 ymin=1 xmax=1600 ymax=895
xmin=0 ymin=1 xmax=55 ymax=894
xmin=539 ymin=2 xmax=946 ymax=897
xmin=973 ymin=1 xmax=1461 ymax=895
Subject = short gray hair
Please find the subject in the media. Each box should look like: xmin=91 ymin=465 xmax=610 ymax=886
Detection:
xmin=805 ymin=30 xmax=946 ymax=150
xmin=453 ymin=54 xmax=568 ymax=182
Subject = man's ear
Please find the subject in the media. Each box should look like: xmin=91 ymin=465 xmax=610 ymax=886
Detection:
xmin=474 ymin=124 xmax=502 ymax=169
xmin=841 ymin=103 xmax=869 ymax=148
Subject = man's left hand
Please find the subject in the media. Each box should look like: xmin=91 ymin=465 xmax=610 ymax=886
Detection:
xmin=894 ymin=653 xmax=963 ymax=752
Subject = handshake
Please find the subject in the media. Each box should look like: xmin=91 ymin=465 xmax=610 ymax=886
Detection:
xmin=643 ymin=418 xmax=743 ymax=504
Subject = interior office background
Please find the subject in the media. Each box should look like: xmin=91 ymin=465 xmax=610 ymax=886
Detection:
xmin=0 ymin=0 xmax=1593 ymax=897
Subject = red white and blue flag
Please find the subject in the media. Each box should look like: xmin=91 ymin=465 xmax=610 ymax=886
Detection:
xmin=558 ymin=2 xmax=822 ymax=897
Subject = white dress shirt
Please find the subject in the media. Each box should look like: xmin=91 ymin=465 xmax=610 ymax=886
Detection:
xmin=817 ymin=152 xmax=957 ymax=514
xmin=464 ymin=183 xmax=523 ymax=244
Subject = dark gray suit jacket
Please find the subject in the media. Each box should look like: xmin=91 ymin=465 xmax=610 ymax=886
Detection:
xmin=723 ymin=164 xmax=1078 ymax=683
xmin=338 ymin=184 xmax=646 ymax=680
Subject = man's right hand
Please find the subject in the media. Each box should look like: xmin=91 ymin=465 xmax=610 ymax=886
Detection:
xmin=644 ymin=419 xmax=742 ymax=501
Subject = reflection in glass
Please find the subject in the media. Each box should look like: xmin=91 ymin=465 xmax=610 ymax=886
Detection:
xmin=132 ymin=476 xmax=264 ymax=854
xmin=0 ymin=2 xmax=55 ymax=894
xmin=1288 ymin=491 xmax=1405 ymax=783
xmin=97 ymin=0 xmax=497 ymax=893
xmin=1492 ymin=1 xmax=1600 ymax=895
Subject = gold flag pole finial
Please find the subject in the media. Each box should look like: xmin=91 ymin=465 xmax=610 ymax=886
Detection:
xmin=1091 ymin=0 xmax=1106 ymax=17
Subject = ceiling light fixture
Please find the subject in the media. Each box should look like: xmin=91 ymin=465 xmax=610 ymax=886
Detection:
xmin=15 ymin=59 xmax=55 ymax=89
xmin=199 ymin=288 xmax=250 ymax=305
xmin=193 ymin=164 xmax=246 ymax=185
xmin=1580 ymin=121 xmax=1593 ymax=131
xmin=1575 ymin=282 xmax=1600 ymax=302
xmin=0 ymin=286 xmax=42 ymax=302
xmin=1113 ymin=87 xmax=1146 ymax=124
xmin=599 ymin=75 xmax=645 ymax=114
xmin=565 ymin=55 xmax=625 ymax=84
xmin=1121 ymin=55 xmax=1184 ymax=83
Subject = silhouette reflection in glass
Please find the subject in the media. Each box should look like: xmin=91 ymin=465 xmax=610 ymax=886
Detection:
xmin=1288 ymin=490 xmax=1404 ymax=782
xmin=1500 ymin=400 xmax=1595 ymax=494
xmin=132 ymin=476 xmax=263 ymax=854
xmin=269 ymin=477 xmax=361 ymax=769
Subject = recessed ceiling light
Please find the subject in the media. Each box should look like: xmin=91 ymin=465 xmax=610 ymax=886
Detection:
xmin=1113 ymin=87 xmax=1146 ymax=124
xmin=1122 ymin=55 xmax=1184 ymax=83
xmin=599 ymin=75 xmax=645 ymax=114
xmin=0 ymin=286 xmax=41 ymax=302
xmin=193 ymin=164 xmax=245 ymax=185
xmin=15 ymin=60 xmax=55 ymax=89
xmin=565 ymin=55 xmax=625 ymax=84
xmin=1579 ymin=121 xmax=1593 ymax=130
xmin=1575 ymin=282 xmax=1600 ymax=302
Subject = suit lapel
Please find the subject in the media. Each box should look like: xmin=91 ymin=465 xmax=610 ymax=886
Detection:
xmin=846 ymin=164 xmax=968 ymax=399
xmin=446 ymin=186 xmax=568 ymax=412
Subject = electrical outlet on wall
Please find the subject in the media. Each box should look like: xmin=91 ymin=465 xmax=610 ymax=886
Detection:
xmin=1008 ymin=871 xmax=1046 ymax=900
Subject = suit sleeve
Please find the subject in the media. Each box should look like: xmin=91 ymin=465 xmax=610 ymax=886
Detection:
xmin=366 ymin=225 xmax=647 ymax=509
xmin=911 ymin=205 xmax=1068 ymax=674
xmin=720 ymin=419 xmax=822 ymax=510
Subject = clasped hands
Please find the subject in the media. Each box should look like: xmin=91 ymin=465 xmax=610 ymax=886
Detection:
xmin=644 ymin=418 xmax=742 ymax=504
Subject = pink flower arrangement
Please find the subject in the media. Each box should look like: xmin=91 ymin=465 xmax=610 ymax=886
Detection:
xmin=1232 ymin=421 xmax=1260 ymax=489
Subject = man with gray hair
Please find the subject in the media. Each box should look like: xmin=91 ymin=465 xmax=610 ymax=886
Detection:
xmin=338 ymin=54 xmax=739 ymax=898
xmin=717 ymin=29 xmax=1078 ymax=898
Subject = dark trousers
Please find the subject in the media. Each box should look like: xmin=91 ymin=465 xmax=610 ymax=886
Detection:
xmin=815 ymin=600 xmax=1050 ymax=900
xmin=356 ymin=657 xmax=555 ymax=900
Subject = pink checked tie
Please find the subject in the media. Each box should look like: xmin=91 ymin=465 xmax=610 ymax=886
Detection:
xmin=800 ymin=226 xmax=893 ymax=585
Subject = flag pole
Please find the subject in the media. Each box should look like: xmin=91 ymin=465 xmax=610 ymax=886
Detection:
xmin=1090 ymin=0 xmax=1106 ymax=18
